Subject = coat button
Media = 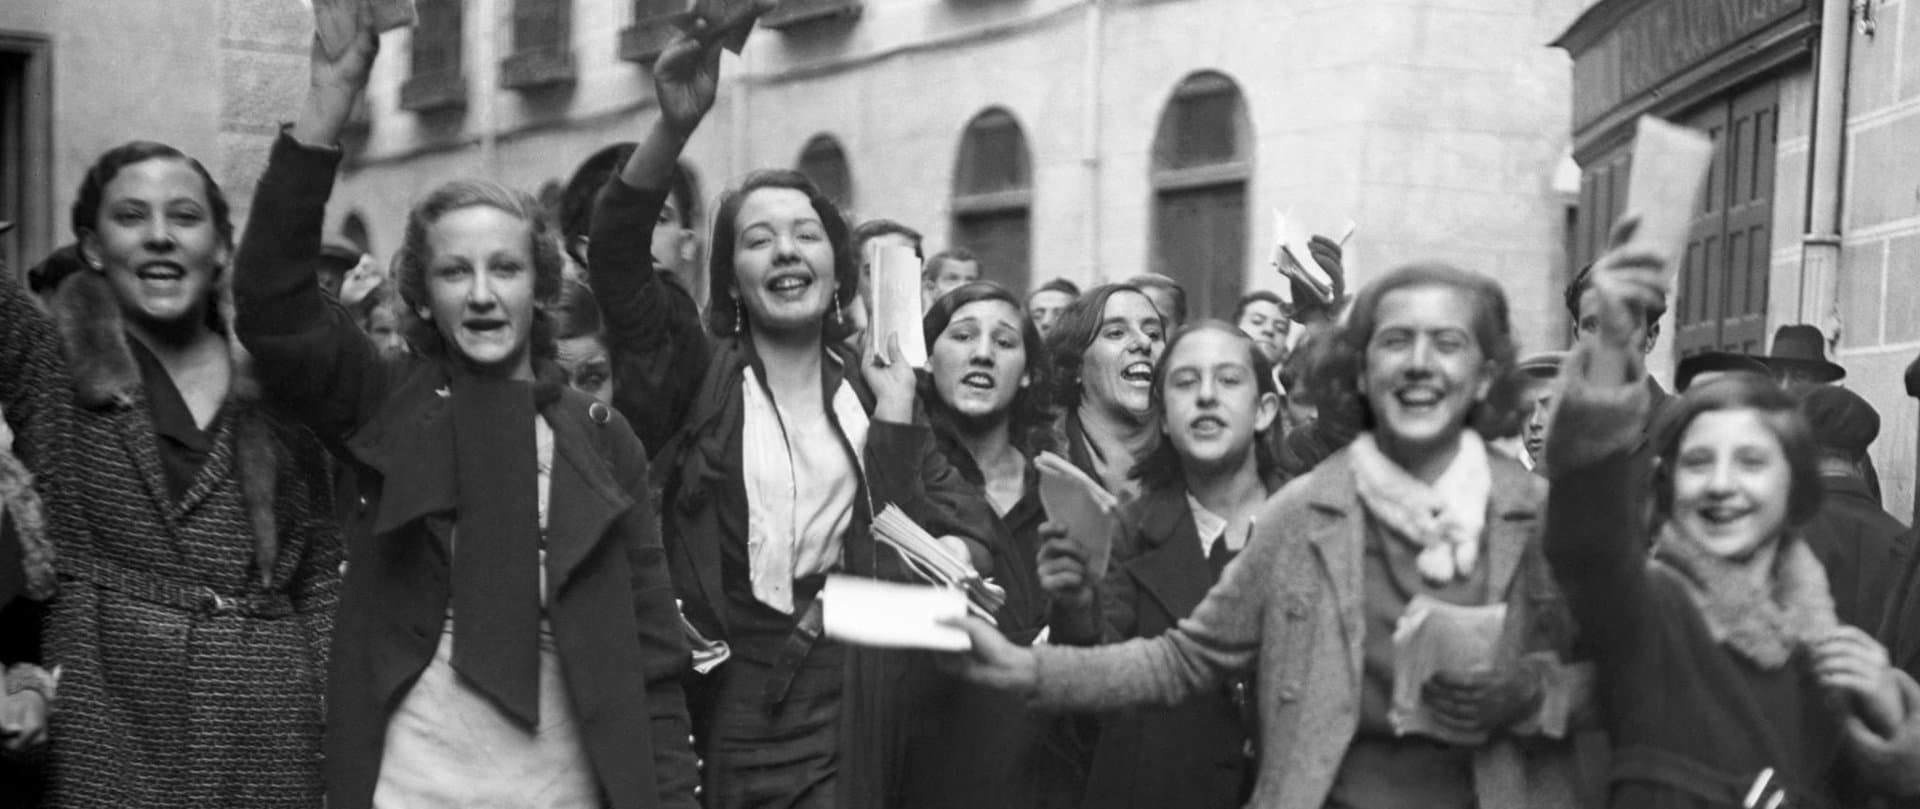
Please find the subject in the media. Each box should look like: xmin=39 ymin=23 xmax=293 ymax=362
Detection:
xmin=588 ymin=402 xmax=612 ymax=424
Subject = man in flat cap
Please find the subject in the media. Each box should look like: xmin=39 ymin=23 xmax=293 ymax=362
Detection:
xmin=1797 ymin=385 xmax=1906 ymax=631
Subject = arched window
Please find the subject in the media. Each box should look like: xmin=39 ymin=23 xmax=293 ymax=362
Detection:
xmin=1150 ymin=72 xmax=1252 ymax=320
xmin=796 ymin=134 xmax=853 ymax=210
xmin=341 ymin=210 xmax=373 ymax=256
xmin=950 ymin=108 xmax=1033 ymax=288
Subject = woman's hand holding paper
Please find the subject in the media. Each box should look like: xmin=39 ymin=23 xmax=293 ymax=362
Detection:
xmin=940 ymin=616 xmax=1039 ymax=697
xmin=1421 ymin=668 xmax=1542 ymax=737
xmin=1036 ymin=522 xmax=1094 ymax=610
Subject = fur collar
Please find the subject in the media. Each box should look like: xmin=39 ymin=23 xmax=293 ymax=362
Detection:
xmin=1653 ymin=525 xmax=1838 ymax=669
xmin=45 ymin=269 xmax=281 ymax=588
xmin=0 ymin=445 xmax=53 ymax=601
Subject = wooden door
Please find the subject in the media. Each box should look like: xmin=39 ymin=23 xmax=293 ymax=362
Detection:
xmin=1674 ymin=79 xmax=1778 ymax=356
xmin=1153 ymin=183 xmax=1247 ymax=321
xmin=953 ymin=209 xmax=1031 ymax=291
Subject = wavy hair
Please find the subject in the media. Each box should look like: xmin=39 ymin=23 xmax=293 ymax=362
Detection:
xmin=919 ymin=281 xmax=1058 ymax=456
xmin=1650 ymin=373 xmax=1821 ymax=529
xmin=73 ymin=141 xmax=235 ymax=250
xmin=391 ymin=179 xmax=567 ymax=363
xmin=1305 ymin=262 xmax=1523 ymax=439
xmin=1131 ymin=320 xmax=1279 ymax=493
xmin=1043 ymin=283 xmax=1157 ymax=411
xmin=706 ymin=169 xmax=856 ymax=340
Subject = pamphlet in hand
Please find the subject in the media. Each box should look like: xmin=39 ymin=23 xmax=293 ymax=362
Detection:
xmin=1389 ymin=594 xmax=1508 ymax=746
xmin=822 ymin=575 xmax=972 ymax=652
xmin=682 ymin=0 xmax=781 ymax=53
xmin=870 ymin=505 xmax=1005 ymax=624
xmin=1268 ymin=210 xmax=1354 ymax=306
xmin=1033 ymin=451 xmax=1120 ymax=582
xmin=1624 ymin=115 xmax=1714 ymax=275
xmin=311 ymin=0 xmax=417 ymax=62
xmin=866 ymin=244 xmax=928 ymax=368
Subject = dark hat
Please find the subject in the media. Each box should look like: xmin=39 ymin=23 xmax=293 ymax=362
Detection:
xmin=1676 ymin=351 xmax=1770 ymax=392
xmin=1759 ymin=324 xmax=1845 ymax=383
xmin=1516 ymin=351 xmax=1566 ymax=380
xmin=1800 ymin=384 xmax=1879 ymax=457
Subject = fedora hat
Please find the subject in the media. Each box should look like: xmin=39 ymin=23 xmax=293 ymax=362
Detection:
xmin=1676 ymin=350 xmax=1770 ymax=392
xmin=1759 ymin=324 xmax=1845 ymax=383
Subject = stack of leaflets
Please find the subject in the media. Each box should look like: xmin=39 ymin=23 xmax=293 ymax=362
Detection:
xmin=1268 ymin=211 xmax=1355 ymax=306
xmin=870 ymin=505 xmax=1004 ymax=625
xmin=1033 ymin=451 xmax=1120 ymax=582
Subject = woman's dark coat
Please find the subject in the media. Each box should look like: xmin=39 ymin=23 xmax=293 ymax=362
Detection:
xmin=233 ymin=132 xmax=698 ymax=809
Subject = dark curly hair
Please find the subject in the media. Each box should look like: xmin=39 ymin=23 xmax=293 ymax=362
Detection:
xmin=1131 ymin=320 xmax=1279 ymax=493
xmin=1650 ymin=372 xmax=1821 ymax=530
xmin=706 ymin=169 xmax=857 ymax=341
xmin=391 ymin=179 xmax=567 ymax=364
xmin=1043 ymin=283 xmax=1161 ymax=411
xmin=919 ymin=281 xmax=1058 ymax=456
xmin=1305 ymin=262 xmax=1523 ymax=440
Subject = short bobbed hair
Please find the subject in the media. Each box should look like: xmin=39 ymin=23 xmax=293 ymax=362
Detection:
xmin=1043 ymin=283 xmax=1157 ymax=411
xmin=1650 ymin=373 xmax=1822 ymax=529
xmin=705 ymin=169 xmax=856 ymax=339
xmin=1306 ymin=262 xmax=1523 ymax=439
xmin=1132 ymin=320 xmax=1279 ymax=493
xmin=919 ymin=281 xmax=1058 ymax=456
xmin=73 ymin=141 xmax=235 ymax=250
xmin=392 ymin=179 xmax=567 ymax=362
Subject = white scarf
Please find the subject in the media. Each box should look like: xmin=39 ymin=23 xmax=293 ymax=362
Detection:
xmin=740 ymin=366 xmax=869 ymax=614
xmin=1348 ymin=430 xmax=1492 ymax=585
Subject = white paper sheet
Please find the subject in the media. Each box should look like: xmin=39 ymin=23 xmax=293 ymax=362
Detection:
xmin=866 ymin=243 xmax=928 ymax=368
xmin=821 ymin=575 xmax=971 ymax=652
xmin=1389 ymin=594 xmax=1508 ymax=746
xmin=1624 ymin=116 xmax=1715 ymax=274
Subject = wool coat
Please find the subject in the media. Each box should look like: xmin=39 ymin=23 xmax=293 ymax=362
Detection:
xmin=1800 ymin=474 xmax=1909 ymax=631
xmin=0 ymin=244 xmax=341 ymax=808
xmin=1029 ymin=448 xmax=1588 ymax=809
xmin=588 ymin=176 xmax=1001 ymax=809
xmin=232 ymin=132 xmax=699 ymax=809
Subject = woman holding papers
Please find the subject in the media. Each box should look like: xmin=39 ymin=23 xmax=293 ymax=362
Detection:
xmin=949 ymin=263 xmax=1590 ymax=809
xmin=1044 ymin=284 xmax=1168 ymax=499
xmin=896 ymin=281 xmax=1088 ymax=809
xmin=1539 ymin=224 xmax=1920 ymax=808
xmin=587 ymin=29 xmax=996 ymax=809
xmin=1044 ymin=320 xmax=1282 ymax=809
xmin=231 ymin=12 xmax=697 ymax=809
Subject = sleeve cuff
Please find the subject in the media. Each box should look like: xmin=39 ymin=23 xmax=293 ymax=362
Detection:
xmin=1542 ymin=345 xmax=1651 ymax=476
xmin=268 ymin=126 xmax=347 ymax=196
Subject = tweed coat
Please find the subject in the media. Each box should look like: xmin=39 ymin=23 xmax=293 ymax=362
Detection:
xmin=0 ymin=253 xmax=341 ymax=807
xmin=1030 ymin=448 xmax=1589 ymax=809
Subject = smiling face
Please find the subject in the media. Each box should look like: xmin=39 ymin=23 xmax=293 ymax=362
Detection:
xmin=1027 ymin=289 xmax=1074 ymax=337
xmin=83 ymin=158 xmax=230 ymax=330
xmin=1669 ymin=408 xmax=1792 ymax=558
xmin=422 ymin=205 xmax=539 ymax=380
xmin=929 ymin=299 xmax=1028 ymax=423
xmin=1359 ymin=285 xmax=1493 ymax=470
xmin=733 ymin=188 xmax=838 ymax=337
xmin=1161 ymin=328 xmax=1278 ymax=475
xmin=1080 ymin=290 xmax=1166 ymax=419
xmin=1235 ymin=299 xmax=1288 ymax=364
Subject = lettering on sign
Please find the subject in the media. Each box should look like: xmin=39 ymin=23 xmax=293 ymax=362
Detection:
xmin=1561 ymin=0 xmax=1805 ymax=128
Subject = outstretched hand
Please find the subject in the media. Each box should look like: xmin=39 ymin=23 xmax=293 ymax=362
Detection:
xmin=938 ymin=616 xmax=1039 ymax=695
xmin=1577 ymin=215 xmax=1668 ymax=385
xmin=654 ymin=30 xmax=724 ymax=137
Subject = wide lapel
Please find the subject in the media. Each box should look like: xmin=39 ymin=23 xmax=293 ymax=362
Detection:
xmin=348 ymin=373 xmax=459 ymax=537
xmin=166 ymin=415 xmax=239 ymax=522
xmin=1304 ymin=450 xmax=1367 ymax=684
xmin=543 ymin=405 xmax=634 ymax=596
xmin=116 ymin=405 xmax=176 ymax=529
xmin=1125 ymin=486 xmax=1216 ymax=623
xmin=1482 ymin=457 xmax=1541 ymax=602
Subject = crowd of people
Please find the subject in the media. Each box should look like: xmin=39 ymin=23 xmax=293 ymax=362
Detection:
xmin=6 ymin=7 xmax=1920 ymax=809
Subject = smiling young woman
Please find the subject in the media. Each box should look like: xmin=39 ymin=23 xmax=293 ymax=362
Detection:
xmin=1044 ymin=284 xmax=1167 ymax=498
xmin=583 ymin=31 xmax=998 ymax=809
xmin=0 ymin=142 xmax=341 ymax=806
xmin=230 ymin=10 xmax=699 ymax=809
xmin=947 ymin=263 xmax=1593 ymax=809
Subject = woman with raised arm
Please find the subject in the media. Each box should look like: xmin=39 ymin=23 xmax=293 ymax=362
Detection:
xmin=587 ymin=28 xmax=996 ymax=809
xmin=231 ymin=11 xmax=697 ymax=809
xmin=1043 ymin=284 xmax=1167 ymax=499
xmin=0 ymin=59 xmax=340 ymax=809
xmin=1540 ymin=223 xmax=1920 ymax=808
xmin=1042 ymin=320 xmax=1283 ymax=809
xmin=948 ymin=263 xmax=1591 ymax=809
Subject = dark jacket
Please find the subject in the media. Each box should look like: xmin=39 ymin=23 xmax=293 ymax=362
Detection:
xmin=587 ymin=176 xmax=998 ymax=809
xmin=1801 ymin=474 xmax=1907 ymax=631
xmin=1074 ymin=483 xmax=1256 ymax=809
xmin=233 ymin=132 xmax=698 ymax=809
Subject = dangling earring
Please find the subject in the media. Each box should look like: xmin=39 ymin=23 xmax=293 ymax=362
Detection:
xmin=734 ymin=297 xmax=746 ymax=335
xmin=833 ymin=292 xmax=845 ymax=327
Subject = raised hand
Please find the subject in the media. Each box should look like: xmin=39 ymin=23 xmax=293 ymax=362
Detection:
xmin=654 ymin=30 xmax=724 ymax=138
xmin=1577 ymin=215 xmax=1669 ymax=385
xmin=862 ymin=331 xmax=918 ymax=425
xmin=295 ymin=0 xmax=381 ymax=146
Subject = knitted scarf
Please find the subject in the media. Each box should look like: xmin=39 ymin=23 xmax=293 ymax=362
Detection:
xmin=1348 ymin=430 xmax=1491 ymax=585
xmin=1652 ymin=525 xmax=1838 ymax=669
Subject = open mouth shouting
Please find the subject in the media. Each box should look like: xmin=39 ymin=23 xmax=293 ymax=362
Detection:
xmin=1120 ymin=361 xmax=1154 ymax=387
xmin=462 ymin=316 xmax=511 ymax=339
xmin=135 ymin=261 xmax=188 ymax=290
xmin=1187 ymin=414 xmax=1229 ymax=439
xmin=960 ymin=371 xmax=997 ymax=391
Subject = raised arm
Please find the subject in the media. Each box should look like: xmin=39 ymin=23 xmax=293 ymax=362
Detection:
xmin=588 ymin=34 xmax=724 ymax=453
xmin=232 ymin=7 xmax=391 ymax=441
xmin=1542 ymin=219 xmax=1667 ymax=655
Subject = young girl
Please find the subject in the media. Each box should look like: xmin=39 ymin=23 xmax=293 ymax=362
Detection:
xmin=1543 ymin=225 xmax=1920 ymax=807
xmin=1045 ymin=320 xmax=1282 ymax=809
xmin=232 ymin=14 xmax=697 ymax=809
xmin=951 ymin=264 xmax=1589 ymax=809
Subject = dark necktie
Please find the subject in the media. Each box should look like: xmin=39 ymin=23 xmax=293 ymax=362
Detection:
xmin=1207 ymin=534 xmax=1235 ymax=578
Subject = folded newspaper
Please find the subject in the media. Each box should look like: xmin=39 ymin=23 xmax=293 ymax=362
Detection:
xmin=1389 ymin=594 xmax=1508 ymax=746
xmin=1033 ymin=451 xmax=1119 ymax=582
xmin=870 ymin=505 xmax=1003 ymax=625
